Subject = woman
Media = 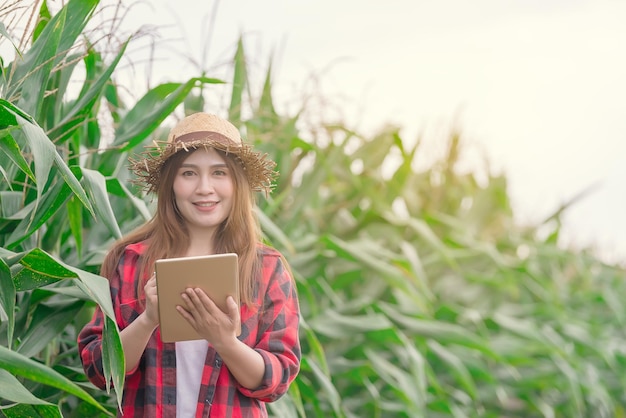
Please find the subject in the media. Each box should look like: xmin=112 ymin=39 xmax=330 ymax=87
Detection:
xmin=78 ymin=112 xmax=301 ymax=417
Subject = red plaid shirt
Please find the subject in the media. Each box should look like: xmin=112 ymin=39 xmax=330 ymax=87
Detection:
xmin=78 ymin=242 xmax=301 ymax=417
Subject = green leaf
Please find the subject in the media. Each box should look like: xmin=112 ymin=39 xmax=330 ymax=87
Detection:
xmin=322 ymin=235 xmax=420 ymax=295
xmin=299 ymin=318 xmax=330 ymax=375
xmin=379 ymin=303 xmax=497 ymax=358
xmin=387 ymin=215 xmax=459 ymax=269
xmin=17 ymin=300 xmax=84 ymax=358
xmin=72 ymin=274 xmax=115 ymax=324
xmin=258 ymin=57 xmax=277 ymax=118
xmin=364 ymin=348 xmax=425 ymax=415
xmin=308 ymin=309 xmax=393 ymax=339
xmin=399 ymin=240 xmax=435 ymax=302
xmin=397 ymin=331 xmax=429 ymax=409
xmin=12 ymin=248 xmax=76 ymax=290
xmin=0 ymin=248 xmax=123 ymax=411
xmin=0 ymin=191 xmax=24 ymax=219
xmin=257 ymin=208 xmax=295 ymax=254
xmin=32 ymin=0 xmax=51 ymax=42
xmin=352 ymin=128 xmax=397 ymax=170
xmin=0 ymin=22 xmax=21 ymax=57
xmin=1 ymin=403 xmax=62 ymax=418
xmin=75 ymin=167 xmax=122 ymax=239
xmin=19 ymin=113 xmax=93 ymax=212
xmin=106 ymin=177 xmax=152 ymax=221
xmin=0 ymin=102 xmax=94 ymax=218
xmin=9 ymin=7 xmax=65 ymax=118
xmin=0 ymin=345 xmax=109 ymax=414
xmin=6 ymin=179 xmax=72 ymax=249
xmin=229 ymin=37 xmax=247 ymax=124
xmin=427 ymin=339 xmax=478 ymax=401
xmin=552 ymin=354 xmax=585 ymax=415
xmin=266 ymin=383 xmax=305 ymax=418
xmin=0 ymin=164 xmax=9 ymax=185
xmin=303 ymin=358 xmax=345 ymax=418
xmin=48 ymin=39 xmax=129 ymax=144
xmin=491 ymin=312 xmax=548 ymax=344
xmin=0 ymin=258 xmax=15 ymax=346
xmin=54 ymin=0 xmax=99 ymax=65
xmin=0 ymin=368 xmax=51 ymax=405
xmin=6 ymin=0 xmax=99 ymax=117
xmin=0 ymin=131 xmax=35 ymax=182
xmin=67 ymin=196 xmax=83 ymax=257
xmin=102 ymin=316 xmax=125 ymax=409
xmin=0 ymin=98 xmax=34 ymax=123
xmin=114 ymin=77 xmax=224 ymax=151
xmin=11 ymin=247 xmax=116 ymax=319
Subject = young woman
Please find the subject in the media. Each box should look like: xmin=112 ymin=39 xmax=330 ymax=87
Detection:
xmin=78 ymin=113 xmax=301 ymax=417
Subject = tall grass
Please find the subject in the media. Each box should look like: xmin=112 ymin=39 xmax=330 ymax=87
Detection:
xmin=257 ymin=116 xmax=626 ymax=417
xmin=0 ymin=1 xmax=625 ymax=417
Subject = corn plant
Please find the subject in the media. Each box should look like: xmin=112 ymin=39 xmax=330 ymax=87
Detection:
xmin=242 ymin=42 xmax=626 ymax=418
xmin=1 ymin=1 xmax=626 ymax=418
xmin=254 ymin=108 xmax=626 ymax=417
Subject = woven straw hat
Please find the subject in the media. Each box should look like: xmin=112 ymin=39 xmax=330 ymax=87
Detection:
xmin=129 ymin=113 xmax=277 ymax=194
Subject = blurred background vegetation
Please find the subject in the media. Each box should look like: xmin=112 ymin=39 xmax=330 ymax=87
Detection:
xmin=1 ymin=1 xmax=625 ymax=417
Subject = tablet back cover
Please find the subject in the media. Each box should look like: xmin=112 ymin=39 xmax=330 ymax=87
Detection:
xmin=155 ymin=253 xmax=239 ymax=342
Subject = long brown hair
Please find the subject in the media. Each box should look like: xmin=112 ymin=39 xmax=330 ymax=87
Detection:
xmin=100 ymin=148 xmax=262 ymax=306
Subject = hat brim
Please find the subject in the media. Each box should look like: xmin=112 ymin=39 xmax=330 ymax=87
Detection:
xmin=129 ymin=138 xmax=277 ymax=195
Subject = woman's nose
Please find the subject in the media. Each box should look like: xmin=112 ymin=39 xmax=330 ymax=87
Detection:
xmin=195 ymin=174 xmax=214 ymax=193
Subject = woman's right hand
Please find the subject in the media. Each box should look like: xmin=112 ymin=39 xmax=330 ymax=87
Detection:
xmin=142 ymin=274 xmax=160 ymax=329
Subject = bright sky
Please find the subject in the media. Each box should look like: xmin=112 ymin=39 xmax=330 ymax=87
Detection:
xmin=117 ymin=1 xmax=626 ymax=264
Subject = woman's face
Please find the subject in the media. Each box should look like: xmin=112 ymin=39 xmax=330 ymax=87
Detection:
xmin=172 ymin=148 xmax=234 ymax=236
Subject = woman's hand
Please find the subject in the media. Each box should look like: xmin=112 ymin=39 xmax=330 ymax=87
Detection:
xmin=142 ymin=275 xmax=160 ymax=329
xmin=177 ymin=289 xmax=240 ymax=349
xmin=179 ymin=289 xmax=265 ymax=389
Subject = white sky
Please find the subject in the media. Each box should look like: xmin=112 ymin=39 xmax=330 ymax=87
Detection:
xmin=110 ymin=1 xmax=626 ymax=264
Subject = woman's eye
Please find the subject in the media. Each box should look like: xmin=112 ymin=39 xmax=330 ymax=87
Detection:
xmin=182 ymin=170 xmax=196 ymax=176
xmin=213 ymin=170 xmax=227 ymax=176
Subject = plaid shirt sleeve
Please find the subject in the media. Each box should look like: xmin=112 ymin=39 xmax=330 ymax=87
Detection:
xmin=77 ymin=304 xmax=108 ymax=390
xmin=236 ymin=248 xmax=301 ymax=402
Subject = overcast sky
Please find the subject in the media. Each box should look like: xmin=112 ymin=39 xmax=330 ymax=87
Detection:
xmin=114 ymin=0 xmax=626 ymax=264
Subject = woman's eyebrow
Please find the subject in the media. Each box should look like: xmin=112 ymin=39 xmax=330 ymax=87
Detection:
xmin=180 ymin=163 xmax=228 ymax=168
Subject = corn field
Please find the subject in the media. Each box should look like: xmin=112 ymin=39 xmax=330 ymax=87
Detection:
xmin=0 ymin=1 xmax=625 ymax=417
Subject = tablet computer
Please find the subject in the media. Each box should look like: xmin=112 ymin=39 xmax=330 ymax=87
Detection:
xmin=155 ymin=253 xmax=240 ymax=342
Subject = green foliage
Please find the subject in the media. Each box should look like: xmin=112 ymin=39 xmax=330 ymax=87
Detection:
xmin=0 ymin=0 xmax=220 ymax=415
xmin=1 ymin=1 xmax=626 ymax=417
xmin=241 ymin=35 xmax=626 ymax=418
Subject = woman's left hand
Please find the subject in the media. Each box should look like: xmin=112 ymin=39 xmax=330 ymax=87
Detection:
xmin=177 ymin=289 xmax=240 ymax=348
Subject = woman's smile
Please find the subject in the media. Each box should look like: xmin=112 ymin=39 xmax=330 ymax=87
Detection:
xmin=194 ymin=201 xmax=218 ymax=209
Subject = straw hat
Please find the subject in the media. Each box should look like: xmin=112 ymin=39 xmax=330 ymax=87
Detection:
xmin=129 ymin=113 xmax=277 ymax=194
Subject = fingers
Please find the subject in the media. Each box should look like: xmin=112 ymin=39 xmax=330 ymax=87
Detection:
xmin=142 ymin=274 xmax=160 ymax=327
xmin=144 ymin=275 xmax=157 ymax=295
xmin=226 ymin=296 xmax=240 ymax=320
xmin=178 ymin=289 xmax=241 ymax=343
xmin=175 ymin=303 xmax=193 ymax=322
xmin=179 ymin=288 xmax=238 ymax=321
xmin=178 ymin=289 xmax=207 ymax=322
xmin=145 ymin=275 xmax=155 ymax=288
xmin=182 ymin=288 xmax=217 ymax=311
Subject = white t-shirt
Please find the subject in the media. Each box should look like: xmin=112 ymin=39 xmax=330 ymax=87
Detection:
xmin=176 ymin=339 xmax=209 ymax=418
